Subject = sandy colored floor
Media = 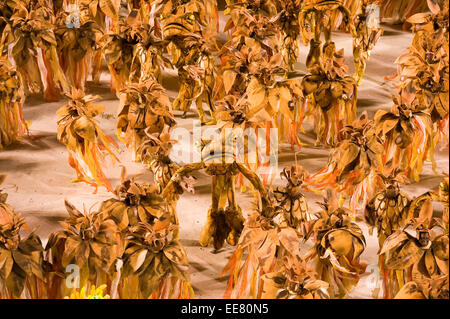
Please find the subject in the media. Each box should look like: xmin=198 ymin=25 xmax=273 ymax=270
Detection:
xmin=0 ymin=19 xmax=448 ymax=299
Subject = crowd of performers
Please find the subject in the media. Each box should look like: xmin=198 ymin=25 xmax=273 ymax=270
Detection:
xmin=0 ymin=0 xmax=448 ymax=299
